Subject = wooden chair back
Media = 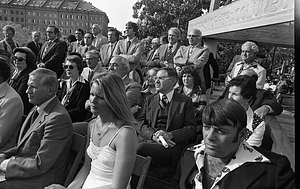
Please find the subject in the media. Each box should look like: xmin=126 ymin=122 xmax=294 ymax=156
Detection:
xmin=131 ymin=155 xmax=151 ymax=189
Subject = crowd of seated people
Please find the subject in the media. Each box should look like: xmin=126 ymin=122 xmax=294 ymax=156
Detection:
xmin=0 ymin=22 xmax=294 ymax=189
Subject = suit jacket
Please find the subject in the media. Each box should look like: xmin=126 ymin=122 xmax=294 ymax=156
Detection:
xmin=9 ymin=66 xmax=35 ymax=115
xmin=153 ymin=43 xmax=181 ymax=66
xmin=68 ymin=40 xmax=85 ymax=54
xmin=81 ymin=64 xmax=107 ymax=82
xmin=113 ymin=37 xmax=145 ymax=71
xmin=78 ymin=45 xmax=96 ymax=58
xmin=218 ymin=87 xmax=283 ymax=116
xmin=26 ymin=41 xmax=42 ymax=57
xmin=229 ymin=59 xmax=266 ymax=89
xmin=174 ymin=44 xmax=210 ymax=91
xmin=99 ymin=42 xmax=117 ymax=67
xmin=137 ymin=91 xmax=197 ymax=144
xmin=172 ymin=145 xmax=295 ymax=189
xmin=203 ymin=52 xmax=219 ymax=89
xmin=0 ymin=82 xmax=24 ymax=152
xmin=57 ymin=79 xmax=90 ymax=122
xmin=92 ymin=34 xmax=108 ymax=51
xmin=37 ymin=38 xmax=67 ymax=78
xmin=2 ymin=97 xmax=73 ymax=189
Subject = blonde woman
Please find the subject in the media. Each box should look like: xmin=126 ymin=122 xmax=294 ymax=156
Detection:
xmin=46 ymin=72 xmax=137 ymax=189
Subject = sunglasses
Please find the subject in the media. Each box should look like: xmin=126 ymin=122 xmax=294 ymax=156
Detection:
xmin=13 ymin=56 xmax=26 ymax=61
xmin=63 ymin=64 xmax=77 ymax=70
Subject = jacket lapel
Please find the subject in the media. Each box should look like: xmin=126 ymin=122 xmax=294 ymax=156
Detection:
xmin=167 ymin=92 xmax=180 ymax=130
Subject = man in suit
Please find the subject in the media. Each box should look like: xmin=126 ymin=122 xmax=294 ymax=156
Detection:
xmin=26 ymin=31 xmax=42 ymax=57
xmin=37 ymin=25 xmax=67 ymax=78
xmin=174 ymin=29 xmax=210 ymax=108
xmin=81 ymin=50 xmax=107 ymax=82
xmin=113 ymin=21 xmax=144 ymax=71
xmin=91 ymin=24 xmax=108 ymax=51
xmin=219 ymin=69 xmax=283 ymax=118
xmin=68 ymin=28 xmax=85 ymax=54
xmin=226 ymin=41 xmax=266 ymax=89
xmin=136 ymin=67 xmax=197 ymax=173
xmin=0 ymin=59 xmax=24 ymax=152
xmin=78 ymin=32 xmax=96 ymax=58
xmin=99 ymin=28 xmax=119 ymax=68
xmin=150 ymin=27 xmax=181 ymax=68
xmin=0 ymin=68 xmax=73 ymax=189
xmin=144 ymin=37 xmax=160 ymax=64
xmin=171 ymin=99 xmax=294 ymax=189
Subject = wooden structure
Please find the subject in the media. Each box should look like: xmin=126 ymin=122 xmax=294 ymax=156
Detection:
xmin=188 ymin=0 xmax=295 ymax=171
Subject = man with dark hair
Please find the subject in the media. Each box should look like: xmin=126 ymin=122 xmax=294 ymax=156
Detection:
xmin=99 ymin=28 xmax=119 ymax=67
xmin=0 ymin=59 xmax=24 ymax=152
xmin=68 ymin=28 xmax=85 ymax=54
xmin=171 ymin=99 xmax=294 ymax=189
xmin=26 ymin=31 xmax=42 ymax=57
xmin=37 ymin=25 xmax=67 ymax=78
xmin=113 ymin=21 xmax=144 ymax=71
xmin=136 ymin=67 xmax=197 ymax=173
xmin=0 ymin=68 xmax=73 ymax=189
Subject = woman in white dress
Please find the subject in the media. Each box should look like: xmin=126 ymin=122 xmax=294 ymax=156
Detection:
xmin=46 ymin=72 xmax=137 ymax=189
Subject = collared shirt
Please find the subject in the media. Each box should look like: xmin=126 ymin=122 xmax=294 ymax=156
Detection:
xmin=159 ymin=89 xmax=174 ymax=103
xmin=192 ymin=140 xmax=270 ymax=189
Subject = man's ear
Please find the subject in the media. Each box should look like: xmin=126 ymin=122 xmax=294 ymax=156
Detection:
xmin=238 ymin=127 xmax=247 ymax=141
xmin=47 ymin=85 xmax=56 ymax=96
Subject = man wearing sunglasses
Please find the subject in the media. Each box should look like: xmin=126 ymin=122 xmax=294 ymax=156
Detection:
xmin=37 ymin=25 xmax=67 ymax=79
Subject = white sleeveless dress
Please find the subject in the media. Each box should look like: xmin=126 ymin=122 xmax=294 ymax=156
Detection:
xmin=82 ymin=126 xmax=133 ymax=189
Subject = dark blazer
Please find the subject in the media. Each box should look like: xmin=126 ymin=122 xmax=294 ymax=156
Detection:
xmin=137 ymin=91 xmax=197 ymax=144
xmin=57 ymin=79 xmax=90 ymax=122
xmin=153 ymin=43 xmax=181 ymax=66
xmin=37 ymin=38 xmax=67 ymax=78
xmin=203 ymin=52 xmax=219 ymax=89
xmin=218 ymin=88 xmax=283 ymax=116
xmin=9 ymin=66 xmax=35 ymax=115
xmin=2 ymin=97 xmax=73 ymax=189
xmin=26 ymin=41 xmax=42 ymax=57
xmin=171 ymin=146 xmax=295 ymax=189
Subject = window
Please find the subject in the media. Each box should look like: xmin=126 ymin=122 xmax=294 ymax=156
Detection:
xmin=16 ymin=17 xmax=19 ymax=22
xmin=60 ymin=14 xmax=63 ymax=18
xmin=54 ymin=13 xmax=57 ymax=18
xmin=49 ymin=13 xmax=52 ymax=17
xmin=69 ymin=29 xmax=72 ymax=33
xmin=21 ymin=18 xmax=24 ymax=22
xmin=4 ymin=16 xmax=7 ymax=21
xmin=11 ymin=10 xmax=13 ymax=14
xmin=0 ymin=16 xmax=2 ymax=21
xmin=16 ymin=11 xmax=19 ymax=15
xmin=70 ymin=15 xmax=73 ymax=19
xmin=3 ymin=10 xmax=7 ymax=14
xmin=53 ymin=20 xmax=56 ymax=25
xmin=21 ymin=11 xmax=23 ymax=15
xmin=44 ymin=13 xmax=47 ymax=17
xmin=27 ymin=11 xmax=30 ymax=15
xmin=33 ymin=12 xmax=36 ymax=16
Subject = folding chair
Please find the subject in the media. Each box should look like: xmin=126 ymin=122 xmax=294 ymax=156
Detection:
xmin=131 ymin=155 xmax=151 ymax=189
xmin=64 ymin=132 xmax=87 ymax=187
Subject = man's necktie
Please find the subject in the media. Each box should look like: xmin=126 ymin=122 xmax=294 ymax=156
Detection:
xmin=189 ymin=46 xmax=194 ymax=58
xmin=126 ymin=41 xmax=131 ymax=53
xmin=237 ymin=63 xmax=245 ymax=75
xmin=167 ymin=45 xmax=173 ymax=56
xmin=159 ymin=94 xmax=168 ymax=109
xmin=88 ymin=70 xmax=94 ymax=82
xmin=42 ymin=41 xmax=52 ymax=58
xmin=35 ymin=42 xmax=40 ymax=51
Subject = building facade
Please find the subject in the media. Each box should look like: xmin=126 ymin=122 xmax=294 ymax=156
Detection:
xmin=0 ymin=0 xmax=109 ymax=37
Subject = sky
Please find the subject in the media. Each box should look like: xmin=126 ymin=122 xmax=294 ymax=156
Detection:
xmin=88 ymin=0 xmax=138 ymax=32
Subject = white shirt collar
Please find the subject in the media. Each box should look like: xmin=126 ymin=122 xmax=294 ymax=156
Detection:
xmin=159 ymin=89 xmax=174 ymax=103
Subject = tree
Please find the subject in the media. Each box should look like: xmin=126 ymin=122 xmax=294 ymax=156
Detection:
xmin=132 ymin=0 xmax=211 ymax=40
xmin=0 ymin=21 xmax=33 ymax=46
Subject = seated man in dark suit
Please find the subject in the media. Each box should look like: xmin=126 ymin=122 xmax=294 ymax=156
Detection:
xmin=136 ymin=67 xmax=197 ymax=173
xmin=0 ymin=68 xmax=73 ymax=189
xmin=218 ymin=69 xmax=283 ymax=118
xmin=171 ymin=99 xmax=294 ymax=189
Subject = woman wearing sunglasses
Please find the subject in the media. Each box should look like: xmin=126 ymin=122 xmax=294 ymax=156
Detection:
xmin=57 ymin=54 xmax=90 ymax=122
xmin=9 ymin=47 xmax=37 ymax=115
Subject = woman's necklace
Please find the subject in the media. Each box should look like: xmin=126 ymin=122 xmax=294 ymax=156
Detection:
xmin=183 ymin=86 xmax=193 ymax=95
xmin=96 ymin=121 xmax=114 ymax=140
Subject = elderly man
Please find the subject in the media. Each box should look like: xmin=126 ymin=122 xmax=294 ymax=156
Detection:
xmin=174 ymin=29 xmax=210 ymax=109
xmin=37 ymin=25 xmax=67 ymax=78
xmin=68 ymin=28 xmax=85 ymax=54
xmin=145 ymin=37 xmax=161 ymax=64
xmin=113 ymin=21 xmax=144 ymax=71
xmin=81 ymin=50 xmax=107 ymax=82
xmin=108 ymin=55 xmax=141 ymax=108
xmin=226 ymin=41 xmax=266 ymax=89
xmin=26 ymin=31 xmax=42 ymax=57
xmin=0 ymin=68 xmax=73 ymax=189
xmin=0 ymin=59 xmax=24 ymax=152
xmin=152 ymin=27 xmax=182 ymax=68
xmin=99 ymin=28 xmax=119 ymax=67
xmin=136 ymin=67 xmax=197 ymax=173
xmin=171 ymin=99 xmax=294 ymax=189
xmin=91 ymin=24 xmax=108 ymax=51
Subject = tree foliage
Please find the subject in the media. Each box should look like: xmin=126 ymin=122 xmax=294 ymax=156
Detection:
xmin=132 ymin=0 xmax=211 ymax=40
xmin=0 ymin=21 xmax=33 ymax=46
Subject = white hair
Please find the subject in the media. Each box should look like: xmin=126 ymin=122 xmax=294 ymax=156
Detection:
xmin=242 ymin=41 xmax=259 ymax=53
xmin=111 ymin=55 xmax=130 ymax=73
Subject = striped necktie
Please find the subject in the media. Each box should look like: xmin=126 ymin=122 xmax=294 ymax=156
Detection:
xmin=159 ymin=94 xmax=168 ymax=109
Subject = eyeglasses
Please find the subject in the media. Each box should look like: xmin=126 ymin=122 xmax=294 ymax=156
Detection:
xmin=63 ymin=64 xmax=77 ymax=70
xmin=188 ymin=35 xmax=200 ymax=38
xmin=85 ymin=57 xmax=97 ymax=61
xmin=13 ymin=56 xmax=26 ymax=61
xmin=153 ymin=76 xmax=171 ymax=81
